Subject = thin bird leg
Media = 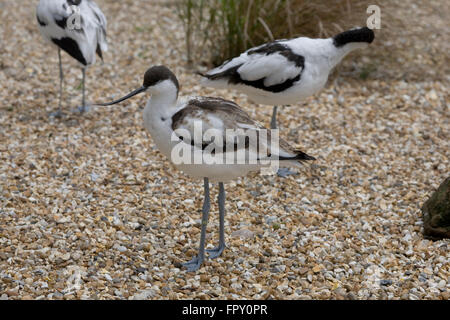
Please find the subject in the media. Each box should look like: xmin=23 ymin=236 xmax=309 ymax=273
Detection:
xmin=51 ymin=49 xmax=64 ymax=118
xmin=58 ymin=49 xmax=63 ymax=114
xmin=78 ymin=68 xmax=88 ymax=113
xmin=270 ymin=106 xmax=278 ymax=129
xmin=183 ymin=177 xmax=210 ymax=272
xmin=272 ymin=105 xmax=297 ymax=177
xmin=206 ymin=182 xmax=226 ymax=259
xmin=82 ymin=68 xmax=86 ymax=109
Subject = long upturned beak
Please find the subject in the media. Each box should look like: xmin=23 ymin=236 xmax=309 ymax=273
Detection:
xmin=95 ymin=86 xmax=147 ymax=106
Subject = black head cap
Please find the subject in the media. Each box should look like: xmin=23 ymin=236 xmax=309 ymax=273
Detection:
xmin=143 ymin=66 xmax=180 ymax=92
xmin=333 ymin=27 xmax=375 ymax=47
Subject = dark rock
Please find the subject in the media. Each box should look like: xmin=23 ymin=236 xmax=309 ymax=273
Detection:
xmin=270 ymin=266 xmax=281 ymax=273
xmin=136 ymin=267 xmax=147 ymax=273
xmin=422 ymin=177 xmax=450 ymax=239
xmin=380 ymin=279 xmax=393 ymax=286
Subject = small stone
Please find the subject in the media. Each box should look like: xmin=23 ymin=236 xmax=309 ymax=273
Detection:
xmin=210 ymin=276 xmax=219 ymax=284
xmin=423 ymin=268 xmax=433 ymax=275
xmin=61 ymin=253 xmax=70 ymax=261
xmin=346 ymin=293 xmax=357 ymax=300
xmin=231 ymin=283 xmax=242 ymax=290
xmin=312 ymin=264 xmax=324 ymax=273
xmin=299 ymin=267 xmax=309 ymax=275
xmin=117 ymin=245 xmax=127 ymax=253
xmin=104 ymin=274 xmax=113 ymax=282
xmin=6 ymin=290 xmax=19 ymax=297
xmin=72 ymin=252 xmax=81 ymax=261
xmin=270 ymin=266 xmax=281 ymax=273
xmin=231 ymin=229 xmax=254 ymax=239
xmin=380 ymin=279 xmax=393 ymax=286
xmin=265 ymin=216 xmax=277 ymax=224
xmin=426 ymin=89 xmax=438 ymax=100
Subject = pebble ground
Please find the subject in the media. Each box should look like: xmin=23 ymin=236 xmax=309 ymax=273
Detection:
xmin=0 ymin=0 xmax=448 ymax=299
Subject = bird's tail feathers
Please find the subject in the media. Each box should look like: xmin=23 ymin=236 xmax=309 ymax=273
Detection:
xmin=279 ymin=150 xmax=316 ymax=162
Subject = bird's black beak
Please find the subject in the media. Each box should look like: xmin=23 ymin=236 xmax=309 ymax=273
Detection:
xmin=95 ymin=86 xmax=147 ymax=106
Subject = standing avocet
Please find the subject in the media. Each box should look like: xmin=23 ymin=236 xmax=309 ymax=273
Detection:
xmin=95 ymin=65 xmax=315 ymax=271
xmin=200 ymin=27 xmax=375 ymax=129
xmin=36 ymin=0 xmax=108 ymax=116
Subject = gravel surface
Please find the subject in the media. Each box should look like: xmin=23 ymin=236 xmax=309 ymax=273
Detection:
xmin=0 ymin=0 xmax=448 ymax=300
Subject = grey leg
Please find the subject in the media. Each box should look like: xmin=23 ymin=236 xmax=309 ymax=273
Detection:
xmin=51 ymin=49 xmax=64 ymax=118
xmin=270 ymin=106 xmax=278 ymax=129
xmin=207 ymin=182 xmax=226 ymax=259
xmin=183 ymin=177 xmax=210 ymax=272
xmin=272 ymin=105 xmax=297 ymax=177
xmin=82 ymin=68 xmax=86 ymax=110
xmin=76 ymin=68 xmax=89 ymax=113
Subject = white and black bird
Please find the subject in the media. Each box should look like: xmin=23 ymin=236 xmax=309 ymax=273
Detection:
xmin=200 ymin=27 xmax=375 ymax=129
xmin=36 ymin=0 xmax=108 ymax=116
xmin=95 ymin=66 xmax=315 ymax=271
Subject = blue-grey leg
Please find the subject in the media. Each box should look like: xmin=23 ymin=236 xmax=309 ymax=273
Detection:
xmin=51 ymin=49 xmax=64 ymax=118
xmin=272 ymin=105 xmax=297 ymax=177
xmin=76 ymin=68 xmax=89 ymax=113
xmin=270 ymin=106 xmax=278 ymax=129
xmin=207 ymin=182 xmax=226 ymax=259
xmin=183 ymin=177 xmax=210 ymax=272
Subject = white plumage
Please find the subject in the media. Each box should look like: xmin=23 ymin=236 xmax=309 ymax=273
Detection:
xmin=201 ymin=27 xmax=375 ymax=127
xmin=37 ymin=0 xmax=107 ymax=65
xmin=36 ymin=0 xmax=108 ymax=115
xmin=95 ymin=66 xmax=315 ymax=271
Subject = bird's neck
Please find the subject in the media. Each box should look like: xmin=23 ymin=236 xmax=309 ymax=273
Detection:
xmin=328 ymin=41 xmax=368 ymax=68
xmin=142 ymin=86 xmax=180 ymax=158
xmin=143 ymin=83 xmax=179 ymax=136
xmin=145 ymin=81 xmax=179 ymax=117
xmin=150 ymin=91 xmax=178 ymax=113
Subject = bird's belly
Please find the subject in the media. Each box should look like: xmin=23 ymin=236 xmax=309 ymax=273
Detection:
xmin=151 ymin=137 xmax=262 ymax=182
xmin=233 ymin=76 xmax=328 ymax=106
xmin=174 ymin=163 xmax=261 ymax=182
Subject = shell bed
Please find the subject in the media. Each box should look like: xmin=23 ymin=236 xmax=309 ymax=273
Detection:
xmin=0 ymin=0 xmax=448 ymax=300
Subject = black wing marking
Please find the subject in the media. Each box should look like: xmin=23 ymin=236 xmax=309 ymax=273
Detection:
xmin=205 ymin=42 xmax=305 ymax=93
xmin=51 ymin=37 xmax=87 ymax=65
xmin=36 ymin=14 xmax=47 ymax=26
xmin=96 ymin=44 xmax=103 ymax=60
xmin=247 ymin=42 xmax=304 ymax=67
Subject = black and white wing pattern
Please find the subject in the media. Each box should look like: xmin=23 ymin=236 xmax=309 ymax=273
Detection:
xmin=36 ymin=0 xmax=107 ymax=65
xmin=171 ymin=97 xmax=314 ymax=162
xmin=202 ymin=41 xmax=305 ymax=93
